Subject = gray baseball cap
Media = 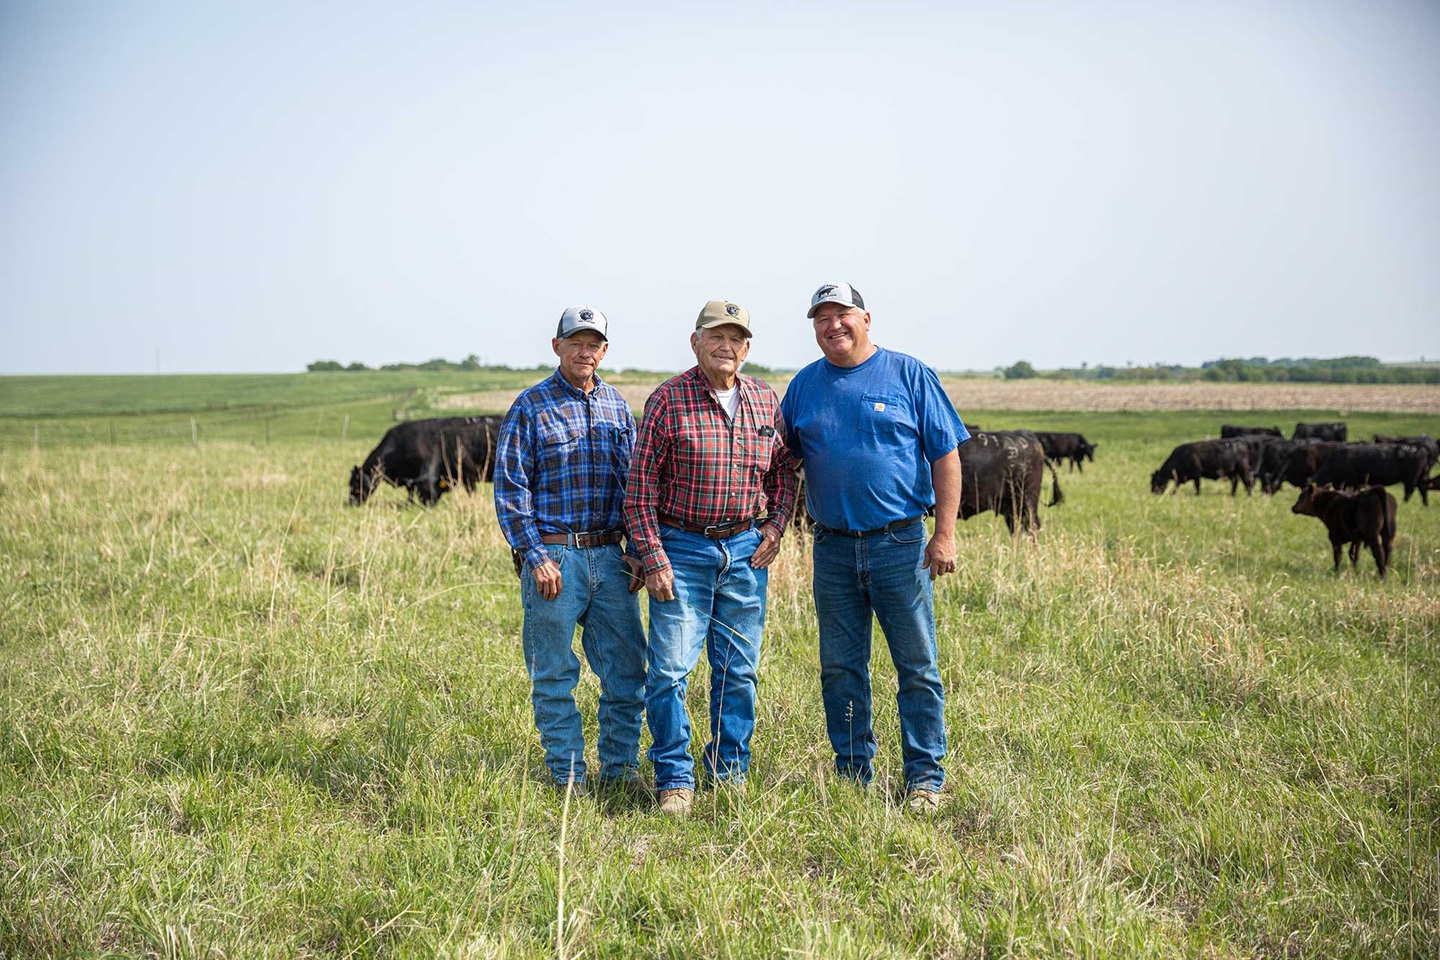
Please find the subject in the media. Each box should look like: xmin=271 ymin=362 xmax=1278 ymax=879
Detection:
xmin=556 ymin=306 xmax=609 ymax=340
xmin=807 ymin=283 xmax=866 ymax=319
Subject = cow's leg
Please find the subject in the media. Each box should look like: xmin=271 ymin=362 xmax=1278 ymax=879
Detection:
xmin=1364 ymin=534 xmax=1387 ymax=578
xmin=1075 ymin=459 xmax=1084 ymax=474
xmin=1193 ymin=477 xmax=1202 ymax=495
xmin=1329 ymin=534 xmax=1344 ymax=572
xmin=1348 ymin=540 xmax=1361 ymax=568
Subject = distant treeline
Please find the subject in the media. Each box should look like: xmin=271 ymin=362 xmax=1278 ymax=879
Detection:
xmin=1002 ymin=356 xmax=1440 ymax=384
xmin=307 ymin=356 xmax=783 ymax=376
xmin=307 ymin=354 xmax=543 ymax=373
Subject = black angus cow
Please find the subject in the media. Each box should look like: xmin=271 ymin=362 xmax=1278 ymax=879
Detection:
xmin=1262 ymin=441 xmax=1341 ymax=494
xmin=349 ymin=416 xmax=502 ymax=506
xmin=1308 ymin=442 xmax=1431 ymax=506
xmin=1291 ymin=483 xmax=1397 ymax=579
xmin=1032 ymin=431 xmax=1098 ymax=473
xmin=1373 ymin=434 xmax=1439 ymax=479
xmin=1150 ymin=439 xmax=1254 ymax=495
xmin=958 ymin=430 xmax=1063 ymax=533
xmin=1293 ymin=421 xmax=1347 ymax=441
xmin=1220 ymin=424 xmax=1283 ymax=438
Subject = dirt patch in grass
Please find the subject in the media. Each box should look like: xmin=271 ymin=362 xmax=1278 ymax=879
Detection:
xmin=938 ymin=380 xmax=1440 ymax=413
xmin=438 ymin=379 xmax=1440 ymax=415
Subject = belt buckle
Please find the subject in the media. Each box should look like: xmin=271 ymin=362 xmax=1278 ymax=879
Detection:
xmin=573 ymin=531 xmax=599 ymax=548
xmin=702 ymin=521 xmax=733 ymax=538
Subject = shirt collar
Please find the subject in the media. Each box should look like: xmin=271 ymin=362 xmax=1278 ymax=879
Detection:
xmin=550 ymin=368 xmax=605 ymax=400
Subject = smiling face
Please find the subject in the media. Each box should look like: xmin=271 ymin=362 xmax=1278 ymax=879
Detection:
xmin=811 ymin=302 xmax=875 ymax=367
xmin=691 ymin=324 xmax=751 ymax=390
xmin=552 ymin=330 xmax=608 ymax=391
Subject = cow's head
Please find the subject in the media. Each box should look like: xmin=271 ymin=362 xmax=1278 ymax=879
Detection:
xmin=1150 ymin=470 xmax=1168 ymax=494
xmin=348 ymin=465 xmax=373 ymax=505
xmin=1081 ymin=440 xmax=1097 ymax=462
xmin=1292 ymin=483 xmax=1322 ymax=516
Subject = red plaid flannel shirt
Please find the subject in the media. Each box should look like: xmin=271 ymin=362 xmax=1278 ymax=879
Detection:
xmin=624 ymin=367 xmax=799 ymax=575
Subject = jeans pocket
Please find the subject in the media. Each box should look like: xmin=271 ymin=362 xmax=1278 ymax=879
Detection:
xmin=887 ymin=521 xmax=926 ymax=546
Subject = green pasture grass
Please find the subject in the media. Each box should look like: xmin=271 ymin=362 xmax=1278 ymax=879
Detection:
xmin=1 ymin=411 xmax=1437 ymax=958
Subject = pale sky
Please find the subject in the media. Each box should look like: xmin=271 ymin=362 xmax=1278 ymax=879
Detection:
xmin=1 ymin=1 xmax=1436 ymax=375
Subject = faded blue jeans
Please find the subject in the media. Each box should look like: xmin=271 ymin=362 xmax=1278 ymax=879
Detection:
xmin=646 ymin=525 xmax=768 ymax=791
xmin=812 ymin=520 xmax=947 ymax=791
xmin=521 ymin=543 xmax=647 ymax=787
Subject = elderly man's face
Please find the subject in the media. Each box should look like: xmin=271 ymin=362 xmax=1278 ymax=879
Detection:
xmin=691 ymin=325 xmax=750 ymax=387
xmin=811 ymin=303 xmax=872 ymax=367
xmin=552 ymin=330 xmax=608 ymax=389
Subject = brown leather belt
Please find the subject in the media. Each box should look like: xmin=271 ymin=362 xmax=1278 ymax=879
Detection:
xmin=539 ymin=529 xmax=624 ymax=548
xmin=658 ymin=514 xmax=757 ymax=539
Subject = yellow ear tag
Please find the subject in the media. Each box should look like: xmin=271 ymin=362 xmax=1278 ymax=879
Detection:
xmin=873 ymin=402 xmax=886 ymax=412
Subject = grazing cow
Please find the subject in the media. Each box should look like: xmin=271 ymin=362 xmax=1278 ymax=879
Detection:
xmin=349 ymin=416 xmax=502 ymax=506
xmin=1373 ymin=434 xmax=1439 ymax=478
xmin=1150 ymin=439 xmax=1254 ymax=495
xmin=1220 ymin=424 xmax=1283 ymax=438
xmin=1291 ymin=483 xmax=1397 ymax=579
xmin=1260 ymin=440 xmax=1341 ymax=494
xmin=1293 ymin=421 xmax=1347 ymax=442
xmin=957 ymin=430 xmax=1063 ymax=533
xmin=1308 ymin=442 xmax=1431 ymax=505
xmin=1032 ymin=431 xmax=1099 ymax=473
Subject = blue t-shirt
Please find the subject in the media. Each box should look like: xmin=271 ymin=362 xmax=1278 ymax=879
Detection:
xmin=780 ymin=347 xmax=968 ymax=531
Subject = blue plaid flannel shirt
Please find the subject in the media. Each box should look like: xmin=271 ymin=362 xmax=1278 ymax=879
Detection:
xmin=494 ymin=370 xmax=636 ymax=573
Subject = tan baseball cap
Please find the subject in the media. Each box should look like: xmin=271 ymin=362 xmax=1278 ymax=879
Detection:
xmin=695 ymin=300 xmax=752 ymax=337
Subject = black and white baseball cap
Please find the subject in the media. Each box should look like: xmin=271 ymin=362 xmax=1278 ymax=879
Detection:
xmin=556 ymin=306 xmax=609 ymax=341
xmin=807 ymin=283 xmax=866 ymax=319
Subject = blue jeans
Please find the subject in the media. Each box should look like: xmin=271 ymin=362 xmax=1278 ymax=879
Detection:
xmin=646 ymin=525 xmax=768 ymax=791
xmin=521 ymin=543 xmax=647 ymax=786
xmin=812 ymin=520 xmax=946 ymax=791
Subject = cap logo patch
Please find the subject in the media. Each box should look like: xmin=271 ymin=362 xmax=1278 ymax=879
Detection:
xmin=725 ymin=303 xmax=739 ymax=317
xmin=814 ymin=285 xmax=837 ymax=302
xmin=579 ymin=309 xmax=593 ymax=321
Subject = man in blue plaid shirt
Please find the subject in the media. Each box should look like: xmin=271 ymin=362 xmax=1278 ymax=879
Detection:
xmin=494 ymin=306 xmax=647 ymax=799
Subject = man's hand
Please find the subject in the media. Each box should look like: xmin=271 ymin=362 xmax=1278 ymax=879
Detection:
xmin=622 ymin=555 xmax=645 ymax=594
xmin=750 ymin=522 xmax=782 ymax=569
xmin=645 ymin=565 xmax=675 ymax=602
xmin=530 ymin=558 xmax=563 ymax=600
xmin=922 ymin=531 xmax=957 ymax=581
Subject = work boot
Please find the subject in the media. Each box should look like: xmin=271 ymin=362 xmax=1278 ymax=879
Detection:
xmin=657 ymin=787 xmax=694 ymax=816
xmin=906 ymin=788 xmax=942 ymax=815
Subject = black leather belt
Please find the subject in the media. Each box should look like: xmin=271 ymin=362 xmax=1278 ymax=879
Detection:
xmin=658 ymin=515 xmax=757 ymax=539
xmin=539 ymin=529 xmax=624 ymax=548
xmin=814 ymin=515 xmax=925 ymax=538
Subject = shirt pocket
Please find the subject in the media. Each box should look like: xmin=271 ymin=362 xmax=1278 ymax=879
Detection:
xmin=536 ymin=419 xmax=583 ymax=491
xmin=860 ymin=393 xmax=910 ymax=443
xmin=591 ymin=416 xmax=634 ymax=485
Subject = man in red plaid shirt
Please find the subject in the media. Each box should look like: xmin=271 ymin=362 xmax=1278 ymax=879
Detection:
xmin=624 ymin=299 xmax=799 ymax=816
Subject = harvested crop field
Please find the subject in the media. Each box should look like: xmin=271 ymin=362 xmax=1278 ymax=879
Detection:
xmin=439 ymin=379 xmax=1440 ymax=415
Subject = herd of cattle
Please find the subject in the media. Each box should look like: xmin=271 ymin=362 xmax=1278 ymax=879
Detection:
xmin=345 ymin=414 xmax=1433 ymax=578
xmin=1150 ymin=422 xmax=1439 ymax=577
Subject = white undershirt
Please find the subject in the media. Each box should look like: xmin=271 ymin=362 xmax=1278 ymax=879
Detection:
xmin=714 ymin=385 xmax=740 ymax=420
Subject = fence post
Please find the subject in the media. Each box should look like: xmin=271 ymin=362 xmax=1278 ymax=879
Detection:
xmin=191 ymin=417 xmax=198 ymax=448
xmin=341 ymin=415 xmax=349 ymax=446
xmin=110 ymin=420 xmax=116 ymax=446
xmin=265 ymin=418 xmax=271 ymax=446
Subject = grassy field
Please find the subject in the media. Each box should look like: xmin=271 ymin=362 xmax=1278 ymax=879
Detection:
xmin=1 ymin=377 xmax=1437 ymax=958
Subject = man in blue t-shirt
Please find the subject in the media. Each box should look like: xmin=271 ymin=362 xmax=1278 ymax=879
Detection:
xmin=780 ymin=283 xmax=970 ymax=813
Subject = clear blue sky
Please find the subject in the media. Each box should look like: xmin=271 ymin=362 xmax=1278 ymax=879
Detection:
xmin=2 ymin=1 xmax=1436 ymax=374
